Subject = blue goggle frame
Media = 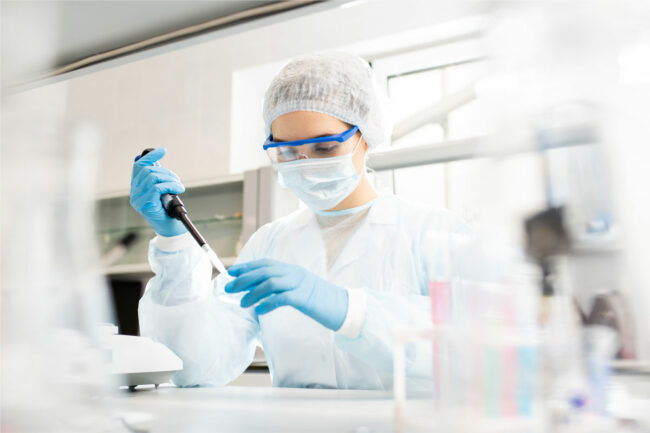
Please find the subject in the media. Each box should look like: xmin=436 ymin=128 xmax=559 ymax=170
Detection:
xmin=263 ymin=125 xmax=359 ymax=150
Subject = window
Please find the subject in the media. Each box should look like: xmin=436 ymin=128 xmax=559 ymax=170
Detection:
xmin=387 ymin=58 xmax=488 ymax=148
xmin=370 ymin=36 xmax=547 ymax=245
xmin=370 ymin=154 xmax=546 ymax=243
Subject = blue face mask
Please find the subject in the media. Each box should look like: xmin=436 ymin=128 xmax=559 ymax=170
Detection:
xmin=276 ymin=139 xmax=363 ymax=211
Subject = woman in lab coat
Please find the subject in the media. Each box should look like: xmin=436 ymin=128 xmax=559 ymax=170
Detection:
xmin=131 ymin=52 xmax=468 ymax=390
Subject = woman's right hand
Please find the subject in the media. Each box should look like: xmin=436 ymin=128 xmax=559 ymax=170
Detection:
xmin=129 ymin=147 xmax=187 ymax=237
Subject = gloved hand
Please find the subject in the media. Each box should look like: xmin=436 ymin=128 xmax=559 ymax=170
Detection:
xmin=130 ymin=147 xmax=187 ymax=237
xmin=225 ymin=259 xmax=349 ymax=331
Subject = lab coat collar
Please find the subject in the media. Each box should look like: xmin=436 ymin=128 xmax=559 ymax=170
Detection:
xmin=328 ymin=194 xmax=400 ymax=275
xmin=276 ymin=194 xmax=401 ymax=278
xmin=366 ymin=193 xmax=399 ymax=225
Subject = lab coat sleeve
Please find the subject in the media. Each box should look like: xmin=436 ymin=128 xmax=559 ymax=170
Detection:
xmin=138 ymin=230 xmax=265 ymax=387
xmin=334 ymin=289 xmax=433 ymax=389
xmin=334 ymin=211 xmax=471 ymax=389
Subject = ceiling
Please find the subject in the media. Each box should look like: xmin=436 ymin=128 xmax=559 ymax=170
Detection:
xmin=0 ymin=1 xmax=295 ymax=86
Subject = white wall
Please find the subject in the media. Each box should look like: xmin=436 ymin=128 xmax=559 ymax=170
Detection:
xmin=60 ymin=0 xmax=479 ymax=197
xmin=4 ymin=80 xmax=69 ymax=123
xmin=66 ymin=44 xmax=232 ymax=197
xmin=230 ymin=61 xmax=283 ymax=174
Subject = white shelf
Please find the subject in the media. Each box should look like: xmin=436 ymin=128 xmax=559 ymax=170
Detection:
xmin=96 ymin=173 xmax=245 ymax=200
xmin=106 ymin=256 xmax=237 ymax=276
xmin=182 ymin=174 xmax=245 ymax=189
xmin=105 ymin=263 xmax=154 ymax=276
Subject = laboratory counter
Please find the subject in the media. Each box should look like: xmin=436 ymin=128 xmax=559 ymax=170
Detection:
xmin=112 ymin=385 xmax=399 ymax=433
xmin=111 ymin=372 xmax=650 ymax=433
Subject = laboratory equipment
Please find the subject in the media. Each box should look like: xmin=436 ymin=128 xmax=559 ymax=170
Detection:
xmin=130 ymin=148 xmax=186 ymax=236
xmin=483 ymin=2 xmax=650 ymax=427
xmin=101 ymin=324 xmax=183 ymax=390
xmin=2 ymin=112 xmax=125 ymax=431
xmin=136 ymin=148 xmax=231 ymax=279
xmin=393 ymin=231 xmax=541 ymax=433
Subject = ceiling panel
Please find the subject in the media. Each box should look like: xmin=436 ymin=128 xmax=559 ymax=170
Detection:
xmin=1 ymin=0 xmax=281 ymax=86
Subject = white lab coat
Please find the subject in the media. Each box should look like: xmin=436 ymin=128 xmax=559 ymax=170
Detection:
xmin=138 ymin=193 xmax=469 ymax=390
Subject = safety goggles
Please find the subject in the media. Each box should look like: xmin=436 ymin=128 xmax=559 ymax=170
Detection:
xmin=263 ymin=125 xmax=359 ymax=164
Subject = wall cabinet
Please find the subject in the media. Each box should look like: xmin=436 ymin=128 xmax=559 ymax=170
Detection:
xmin=98 ymin=166 xmax=297 ymax=277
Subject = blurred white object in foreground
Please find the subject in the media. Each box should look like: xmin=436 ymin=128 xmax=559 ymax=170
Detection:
xmin=1 ymin=91 xmax=125 ymax=431
xmin=101 ymin=324 xmax=183 ymax=389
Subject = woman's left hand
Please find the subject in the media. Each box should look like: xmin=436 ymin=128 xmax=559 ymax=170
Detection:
xmin=225 ymin=259 xmax=348 ymax=331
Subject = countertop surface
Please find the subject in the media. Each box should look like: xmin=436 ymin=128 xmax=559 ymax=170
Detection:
xmin=111 ymin=374 xmax=650 ymax=433
xmin=112 ymin=385 xmax=400 ymax=433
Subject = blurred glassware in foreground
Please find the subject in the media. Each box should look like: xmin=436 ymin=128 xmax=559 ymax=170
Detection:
xmin=1 ymin=96 xmax=126 ymax=431
xmin=429 ymin=230 xmax=541 ymax=430
xmin=485 ymin=1 xmax=650 ymax=429
xmin=395 ymin=2 xmax=650 ymax=431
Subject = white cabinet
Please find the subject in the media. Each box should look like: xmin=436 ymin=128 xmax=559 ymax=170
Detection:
xmin=98 ymin=167 xmax=297 ymax=277
xmin=98 ymin=176 xmax=244 ymax=276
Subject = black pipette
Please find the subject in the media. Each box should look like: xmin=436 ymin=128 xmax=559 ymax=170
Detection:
xmin=136 ymin=148 xmax=230 ymax=278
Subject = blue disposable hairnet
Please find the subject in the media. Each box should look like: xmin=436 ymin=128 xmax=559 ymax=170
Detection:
xmin=263 ymin=52 xmax=392 ymax=150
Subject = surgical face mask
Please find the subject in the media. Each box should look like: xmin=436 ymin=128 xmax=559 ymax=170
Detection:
xmin=276 ymin=136 xmax=364 ymax=211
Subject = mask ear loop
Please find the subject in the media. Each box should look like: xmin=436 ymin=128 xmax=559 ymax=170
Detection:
xmin=355 ymin=135 xmax=381 ymax=198
xmin=352 ymin=133 xmax=371 ymax=173
xmin=351 ymin=133 xmax=368 ymax=179
xmin=351 ymin=132 xmax=364 ymax=156
xmin=359 ymin=139 xmax=384 ymax=193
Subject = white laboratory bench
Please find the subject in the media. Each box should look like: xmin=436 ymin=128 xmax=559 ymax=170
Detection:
xmin=111 ymin=385 xmax=397 ymax=433
xmin=110 ymin=372 xmax=650 ymax=433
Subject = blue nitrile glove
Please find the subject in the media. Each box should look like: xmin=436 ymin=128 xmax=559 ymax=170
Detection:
xmin=225 ymin=259 xmax=349 ymax=331
xmin=130 ymin=147 xmax=187 ymax=237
